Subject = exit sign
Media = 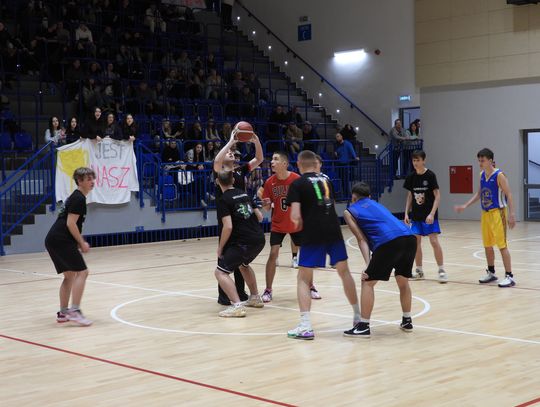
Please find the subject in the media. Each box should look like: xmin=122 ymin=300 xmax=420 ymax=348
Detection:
xmin=399 ymin=95 xmax=412 ymax=102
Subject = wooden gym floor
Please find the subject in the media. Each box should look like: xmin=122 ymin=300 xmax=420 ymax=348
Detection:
xmin=1 ymin=220 xmax=539 ymax=407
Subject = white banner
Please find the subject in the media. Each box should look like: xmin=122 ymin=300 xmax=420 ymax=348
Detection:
xmin=55 ymin=139 xmax=139 ymax=204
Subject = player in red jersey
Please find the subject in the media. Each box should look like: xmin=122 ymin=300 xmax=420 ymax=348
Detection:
xmin=258 ymin=151 xmax=321 ymax=302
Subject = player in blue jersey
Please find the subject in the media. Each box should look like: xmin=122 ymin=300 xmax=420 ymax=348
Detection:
xmin=343 ymin=182 xmax=417 ymax=337
xmin=454 ymin=148 xmax=516 ymax=287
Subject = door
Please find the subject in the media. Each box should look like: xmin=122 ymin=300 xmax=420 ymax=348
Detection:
xmin=523 ymin=130 xmax=540 ymax=221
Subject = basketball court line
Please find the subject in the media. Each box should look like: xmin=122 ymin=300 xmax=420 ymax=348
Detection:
xmin=0 ymin=333 xmax=297 ymax=407
xmin=515 ymin=396 xmax=540 ymax=407
xmin=1 ymin=267 xmax=539 ymax=345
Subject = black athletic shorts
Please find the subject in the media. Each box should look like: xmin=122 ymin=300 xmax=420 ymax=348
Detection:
xmin=269 ymin=231 xmax=302 ymax=247
xmin=365 ymin=235 xmax=417 ymax=281
xmin=217 ymin=241 xmax=265 ymax=274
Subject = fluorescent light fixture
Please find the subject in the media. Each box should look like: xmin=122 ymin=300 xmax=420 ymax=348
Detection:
xmin=333 ymin=49 xmax=366 ymax=64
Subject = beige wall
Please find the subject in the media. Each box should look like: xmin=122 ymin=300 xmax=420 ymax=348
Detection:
xmin=416 ymin=0 xmax=540 ymax=87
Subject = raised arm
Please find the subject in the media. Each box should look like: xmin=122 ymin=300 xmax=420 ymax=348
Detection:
xmin=248 ymin=133 xmax=264 ymax=170
xmin=213 ymin=134 xmax=236 ymax=172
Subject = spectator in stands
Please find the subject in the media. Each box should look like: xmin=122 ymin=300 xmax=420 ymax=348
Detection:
xmin=239 ymin=86 xmax=256 ymax=117
xmin=161 ymin=119 xmax=180 ymax=140
xmin=221 ymin=122 xmax=232 ymax=140
xmin=75 ymin=23 xmax=96 ymax=56
xmin=65 ymin=59 xmax=86 ymax=100
xmin=390 ymin=118 xmax=408 ymax=178
xmin=245 ymin=72 xmax=261 ymax=97
xmin=115 ymin=44 xmax=132 ymax=77
xmin=84 ymin=107 xmax=104 ymax=141
xmin=286 ymin=106 xmax=303 ymax=126
xmin=302 ymin=121 xmax=318 ymax=151
xmin=97 ymin=26 xmax=115 ymax=60
xmin=285 ymin=122 xmax=303 ymax=156
xmin=268 ymin=105 xmax=287 ymax=143
xmin=205 ymin=68 xmax=220 ymax=99
xmin=175 ymin=118 xmax=187 ymax=141
xmin=82 ymin=78 xmax=103 ymax=113
xmin=340 ymin=124 xmax=357 ymax=143
xmin=186 ymin=142 xmax=206 ymax=164
xmin=162 ymin=140 xmax=181 ymax=164
xmin=413 ymin=118 xmax=422 ymax=137
xmin=121 ymin=114 xmax=137 ymax=141
xmin=335 ymin=132 xmax=359 ymax=197
xmin=230 ymin=71 xmax=245 ymax=102
xmin=205 ymin=118 xmax=221 ymax=142
xmin=0 ymin=22 xmax=14 ymax=51
xmin=406 ymin=121 xmax=420 ymax=140
xmin=177 ymin=50 xmax=193 ymax=79
xmin=189 ymin=121 xmax=203 ymax=141
xmin=135 ymin=81 xmax=158 ymax=115
xmin=102 ymin=62 xmax=119 ymax=85
xmin=206 ymin=141 xmax=218 ymax=161
xmin=55 ymin=22 xmax=71 ymax=46
xmin=206 ymin=53 xmax=217 ymax=72
xmin=45 ymin=116 xmax=66 ymax=145
xmin=103 ymin=113 xmax=123 ymax=140
xmin=88 ymin=62 xmax=102 ymax=83
xmin=21 ymin=39 xmax=44 ymax=76
xmin=119 ymin=0 xmax=137 ymax=28
xmin=189 ymin=68 xmax=205 ymax=99
xmin=144 ymin=3 xmax=166 ymax=33
xmin=65 ymin=117 xmax=81 ymax=144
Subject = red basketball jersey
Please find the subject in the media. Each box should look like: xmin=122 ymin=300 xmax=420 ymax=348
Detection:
xmin=262 ymin=172 xmax=301 ymax=233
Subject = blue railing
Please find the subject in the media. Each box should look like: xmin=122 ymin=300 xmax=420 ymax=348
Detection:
xmin=0 ymin=142 xmax=56 ymax=255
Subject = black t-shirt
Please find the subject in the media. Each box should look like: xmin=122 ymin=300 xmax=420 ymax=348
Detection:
xmin=217 ymin=188 xmax=264 ymax=246
xmin=48 ymin=189 xmax=87 ymax=241
xmin=403 ymin=169 xmax=439 ymax=221
xmin=285 ymin=172 xmax=343 ymax=245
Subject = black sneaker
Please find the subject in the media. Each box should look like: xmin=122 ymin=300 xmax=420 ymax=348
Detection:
xmin=343 ymin=322 xmax=370 ymax=338
xmin=400 ymin=317 xmax=413 ymax=332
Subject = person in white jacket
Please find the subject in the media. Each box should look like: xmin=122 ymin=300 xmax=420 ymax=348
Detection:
xmin=45 ymin=116 xmax=66 ymax=145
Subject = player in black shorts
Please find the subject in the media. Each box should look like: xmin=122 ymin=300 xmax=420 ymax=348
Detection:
xmin=213 ymin=126 xmax=264 ymax=305
xmin=285 ymin=150 xmax=360 ymax=340
xmin=44 ymin=167 xmax=95 ymax=327
xmin=343 ymin=182 xmax=417 ymax=338
xmin=214 ymin=171 xmax=265 ymax=317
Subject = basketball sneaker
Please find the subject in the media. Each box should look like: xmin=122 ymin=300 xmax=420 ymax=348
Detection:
xmin=56 ymin=311 xmax=69 ymax=323
xmin=400 ymin=317 xmax=413 ymax=332
xmin=66 ymin=309 xmax=93 ymax=326
xmin=261 ymin=289 xmax=273 ymax=303
xmin=438 ymin=270 xmax=448 ymax=283
xmin=292 ymin=256 xmax=299 ymax=269
xmin=245 ymin=295 xmax=264 ymax=308
xmin=310 ymin=286 xmax=322 ymax=300
xmin=498 ymin=275 xmax=516 ymax=288
xmin=218 ymin=304 xmax=246 ymax=318
xmin=411 ymin=269 xmax=424 ymax=280
xmin=479 ymin=270 xmax=498 ymax=284
xmin=287 ymin=325 xmax=314 ymax=340
xmin=343 ymin=322 xmax=370 ymax=338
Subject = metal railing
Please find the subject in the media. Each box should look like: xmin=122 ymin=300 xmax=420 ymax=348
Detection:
xmin=0 ymin=142 xmax=56 ymax=255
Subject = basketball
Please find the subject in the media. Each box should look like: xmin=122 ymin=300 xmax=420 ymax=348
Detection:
xmin=234 ymin=121 xmax=254 ymax=142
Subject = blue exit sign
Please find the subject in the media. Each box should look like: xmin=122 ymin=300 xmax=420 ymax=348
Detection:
xmin=298 ymin=24 xmax=312 ymax=42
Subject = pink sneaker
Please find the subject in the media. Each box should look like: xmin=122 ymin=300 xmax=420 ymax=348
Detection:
xmin=310 ymin=286 xmax=322 ymax=300
xmin=56 ymin=311 xmax=69 ymax=323
xmin=66 ymin=309 xmax=93 ymax=326
xmin=262 ymin=289 xmax=272 ymax=303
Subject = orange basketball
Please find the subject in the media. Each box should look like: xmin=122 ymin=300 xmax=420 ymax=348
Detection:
xmin=234 ymin=121 xmax=254 ymax=142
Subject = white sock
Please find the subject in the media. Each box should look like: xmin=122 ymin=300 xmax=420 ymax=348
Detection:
xmin=438 ymin=265 xmax=445 ymax=271
xmin=300 ymin=312 xmax=311 ymax=328
xmin=360 ymin=317 xmax=370 ymax=324
xmin=233 ymin=302 xmax=242 ymax=307
xmin=416 ymin=266 xmax=423 ymax=272
xmin=403 ymin=312 xmax=411 ymax=318
xmin=352 ymin=304 xmax=361 ymax=323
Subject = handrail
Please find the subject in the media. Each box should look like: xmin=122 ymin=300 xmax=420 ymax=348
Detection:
xmin=529 ymin=159 xmax=540 ymax=168
xmin=236 ymin=0 xmax=389 ymax=137
xmin=0 ymin=141 xmax=55 ymax=188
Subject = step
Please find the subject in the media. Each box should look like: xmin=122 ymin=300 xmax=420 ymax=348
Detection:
xmin=2 ymin=213 xmax=35 ymax=225
xmin=3 ymin=235 xmax=11 ymax=246
xmin=2 ymin=224 xmax=23 ymax=235
xmin=1 ymin=202 xmax=47 ymax=214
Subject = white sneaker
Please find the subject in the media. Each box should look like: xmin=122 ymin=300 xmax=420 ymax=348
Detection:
xmin=66 ymin=309 xmax=93 ymax=326
xmin=438 ymin=270 xmax=448 ymax=284
xmin=292 ymin=257 xmax=299 ymax=269
xmin=287 ymin=325 xmax=314 ymax=340
xmin=261 ymin=289 xmax=272 ymax=303
xmin=310 ymin=286 xmax=322 ymax=300
xmin=411 ymin=269 xmax=424 ymax=280
xmin=479 ymin=270 xmax=498 ymax=284
xmin=218 ymin=305 xmax=246 ymax=317
xmin=498 ymin=275 xmax=516 ymax=288
xmin=245 ymin=295 xmax=264 ymax=308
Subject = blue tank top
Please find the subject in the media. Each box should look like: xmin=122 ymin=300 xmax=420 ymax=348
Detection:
xmin=347 ymin=198 xmax=412 ymax=251
xmin=480 ymin=169 xmax=505 ymax=211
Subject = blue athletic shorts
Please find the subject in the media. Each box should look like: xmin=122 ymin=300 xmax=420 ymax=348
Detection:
xmin=298 ymin=240 xmax=348 ymax=268
xmin=410 ymin=219 xmax=441 ymax=236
